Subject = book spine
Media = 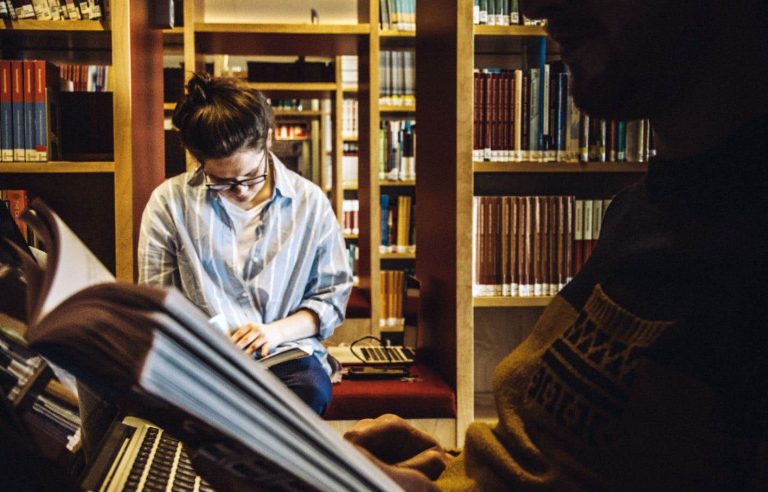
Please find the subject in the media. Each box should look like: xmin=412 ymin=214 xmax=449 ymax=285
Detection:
xmin=31 ymin=0 xmax=51 ymax=19
xmin=14 ymin=0 xmax=35 ymax=18
xmin=10 ymin=61 xmax=25 ymax=162
xmin=0 ymin=61 xmax=12 ymax=162
xmin=509 ymin=196 xmax=518 ymax=296
xmin=579 ymin=112 xmax=589 ymax=162
xmin=22 ymin=61 xmax=35 ymax=161
xmin=516 ymin=196 xmax=527 ymax=296
xmin=528 ymin=68 xmax=539 ymax=162
xmin=556 ymin=195 xmax=565 ymax=290
xmin=574 ymin=199 xmax=584 ymax=275
xmin=537 ymin=195 xmax=548 ymax=296
xmin=583 ymin=199 xmax=594 ymax=264
xmin=547 ymin=195 xmax=557 ymax=294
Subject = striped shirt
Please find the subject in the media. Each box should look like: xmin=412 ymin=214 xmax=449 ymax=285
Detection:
xmin=137 ymin=154 xmax=353 ymax=375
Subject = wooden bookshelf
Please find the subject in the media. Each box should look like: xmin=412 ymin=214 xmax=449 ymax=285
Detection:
xmin=163 ymin=103 xmax=177 ymax=111
xmin=473 ymin=25 xmax=547 ymax=37
xmin=474 ymin=161 xmax=649 ymax=173
xmin=1 ymin=1 xmax=164 ymax=281
xmin=380 ymin=104 xmax=416 ymax=112
xmin=381 ymin=179 xmax=415 ymax=186
xmin=0 ymin=20 xmax=109 ymax=31
xmin=380 ymin=29 xmax=416 ymax=38
xmin=0 ymin=161 xmax=115 ymax=173
xmin=273 ymin=110 xmax=324 ymax=117
xmin=473 ymin=296 xmax=554 ymax=308
xmin=380 ymin=251 xmax=416 ymax=260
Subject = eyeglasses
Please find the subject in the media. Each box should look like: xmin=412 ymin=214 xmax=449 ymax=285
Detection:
xmin=204 ymin=173 xmax=268 ymax=192
xmin=204 ymin=153 xmax=270 ymax=192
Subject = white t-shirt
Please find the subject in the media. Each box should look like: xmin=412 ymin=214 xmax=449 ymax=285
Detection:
xmin=219 ymin=197 xmax=270 ymax=275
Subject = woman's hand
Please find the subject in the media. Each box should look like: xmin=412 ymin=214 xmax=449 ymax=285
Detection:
xmin=230 ymin=323 xmax=282 ymax=357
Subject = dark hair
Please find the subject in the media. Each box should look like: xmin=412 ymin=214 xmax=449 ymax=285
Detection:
xmin=171 ymin=73 xmax=275 ymax=163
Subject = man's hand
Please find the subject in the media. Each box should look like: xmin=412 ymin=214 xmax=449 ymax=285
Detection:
xmin=230 ymin=323 xmax=282 ymax=357
xmin=344 ymin=414 xmax=453 ymax=481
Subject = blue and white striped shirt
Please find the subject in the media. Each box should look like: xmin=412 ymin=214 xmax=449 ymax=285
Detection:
xmin=138 ymin=155 xmax=353 ymax=374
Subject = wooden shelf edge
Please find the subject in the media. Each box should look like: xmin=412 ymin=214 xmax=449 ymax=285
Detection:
xmin=473 ymin=296 xmax=553 ymax=307
xmin=0 ymin=161 xmax=115 ymax=173
xmin=194 ymin=22 xmax=370 ymax=35
xmin=273 ymin=110 xmax=324 ymax=117
xmin=0 ymin=19 xmax=109 ymax=31
xmin=381 ymin=179 xmax=415 ymax=186
xmin=380 ymin=105 xmax=416 ymax=113
xmin=473 ymin=25 xmax=547 ymax=37
xmin=473 ymin=161 xmax=648 ymax=173
xmin=380 ymin=29 xmax=415 ymax=37
xmin=381 ymin=251 xmax=416 ymax=260
xmin=246 ymin=82 xmax=338 ymax=92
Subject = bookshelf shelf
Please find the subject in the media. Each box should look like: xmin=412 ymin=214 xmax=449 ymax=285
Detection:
xmin=344 ymin=234 xmax=359 ymax=240
xmin=193 ymin=23 xmax=370 ymax=35
xmin=473 ymin=25 xmax=547 ymax=37
xmin=473 ymin=161 xmax=648 ymax=173
xmin=163 ymin=103 xmax=177 ymax=111
xmin=380 ymin=30 xmax=416 ymax=38
xmin=381 ymin=251 xmax=416 ymax=260
xmin=0 ymin=161 xmax=115 ymax=173
xmin=273 ymin=110 xmax=324 ymax=117
xmin=0 ymin=20 xmax=109 ymax=31
xmin=473 ymin=296 xmax=554 ymax=308
xmin=381 ymin=179 xmax=415 ymax=186
xmin=380 ymin=104 xmax=416 ymax=112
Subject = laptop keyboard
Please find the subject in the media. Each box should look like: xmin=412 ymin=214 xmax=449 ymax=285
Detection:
xmin=122 ymin=427 xmax=213 ymax=492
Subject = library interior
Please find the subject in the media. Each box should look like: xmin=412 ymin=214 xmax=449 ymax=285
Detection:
xmin=1 ymin=0 xmax=768 ymax=490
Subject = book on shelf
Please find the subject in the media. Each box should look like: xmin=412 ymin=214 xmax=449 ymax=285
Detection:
xmin=380 ymin=0 xmax=415 ymax=31
xmin=380 ymin=270 xmax=407 ymax=329
xmin=0 ymin=60 xmax=60 ymax=162
xmin=474 ymin=0 xmax=523 ymax=26
xmin=379 ymin=119 xmax=416 ymax=181
xmin=12 ymin=198 xmax=401 ymax=491
xmin=473 ymin=63 xmax=654 ymax=163
xmin=342 ymin=199 xmax=359 ymax=235
xmin=380 ymin=49 xmax=416 ymax=107
xmin=474 ymin=195 xmax=592 ymax=298
xmin=380 ymin=193 xmax=415 ymax=254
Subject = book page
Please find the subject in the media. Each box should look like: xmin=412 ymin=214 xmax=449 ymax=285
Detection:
xmin=23 ymin=199 xmax=114 ymax=324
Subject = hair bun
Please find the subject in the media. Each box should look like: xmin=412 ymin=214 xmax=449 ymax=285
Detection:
xmin=187 ymin=73 xmax=212 ymax=104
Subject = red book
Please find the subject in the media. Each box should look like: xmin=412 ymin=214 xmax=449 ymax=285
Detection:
xmin=33 ymin=60 xmax=60 ymax=161
xmin=583 ymin=199 xmax=594 ymax=264
xmin=22 ymin=60 xmax=35 ymax=161
xmin=556 ymin=196 xmax=565 ymax=290
xmin=522 ymin=196 xmax=533 ymax=297
xmin=565 ymin=196 xmax=575 ymax=283
xmin=500 ymin=195 xmax=511 ymax=295
xmin=0 ymin=61 xmax=12 ymax=162
xmin=547 ymin=196 xmax=557 ymax=295
xmin=4 ymin=189 xmax=28 ymax=239
xmin=10 ymin=61 xmax=24 ymax=162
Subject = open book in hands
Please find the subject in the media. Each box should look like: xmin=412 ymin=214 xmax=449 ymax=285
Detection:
xmin=17 ymin=199 xmax=401 ymax=492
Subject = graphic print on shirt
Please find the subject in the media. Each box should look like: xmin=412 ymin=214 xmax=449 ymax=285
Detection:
xmin=525 ymin=284 xmax=674 ymax=448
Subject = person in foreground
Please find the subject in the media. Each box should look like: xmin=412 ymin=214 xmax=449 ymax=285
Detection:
xmin=138 ymin=73 xmax=352 ymax=415
xmin=346 ymin=0 xmax=768 ymax=489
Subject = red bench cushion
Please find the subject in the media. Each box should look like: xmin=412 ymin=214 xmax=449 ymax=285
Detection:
xmin=324 ymin=364 xmax=456 ymax=420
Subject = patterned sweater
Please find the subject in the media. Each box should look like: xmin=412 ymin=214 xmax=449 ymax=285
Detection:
xmin=436 ymin=119 xmax=768 ymax=491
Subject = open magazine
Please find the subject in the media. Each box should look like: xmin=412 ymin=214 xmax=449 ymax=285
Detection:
xmin=16 ymin=199 xmax=400 ymax=492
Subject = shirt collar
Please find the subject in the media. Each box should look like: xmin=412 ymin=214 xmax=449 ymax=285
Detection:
xmin=186 ymin=152 xmax=297 ymax=201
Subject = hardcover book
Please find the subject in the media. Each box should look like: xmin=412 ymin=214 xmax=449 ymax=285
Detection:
xmin=14 ymin=199 xmax=401 ymax=492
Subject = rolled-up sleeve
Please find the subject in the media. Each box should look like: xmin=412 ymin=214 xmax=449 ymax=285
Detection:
xmin=138 ymin=188 xmax=180 ymax=287
xmin=298 ymin=206 xmax=353 ymax=340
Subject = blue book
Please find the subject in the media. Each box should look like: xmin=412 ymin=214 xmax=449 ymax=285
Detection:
xmin=380 ymin=194 xmax=390 ymax=248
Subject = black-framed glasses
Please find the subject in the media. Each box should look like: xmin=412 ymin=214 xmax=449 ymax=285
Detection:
xmin=204 ymin=153 xmax=270 ymax=192
xmin=204 ymin=173 xmax=268 ymax=192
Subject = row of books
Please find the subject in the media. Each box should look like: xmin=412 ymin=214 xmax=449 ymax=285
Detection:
xmin=473 ymin=0 xmax=545 ymax=26
xmin=0 ymin=0 xmax=104 ymax=20
xmin=379 ymin=0 xmax=415 ymax=31
xmin=380 ymin=194 xmax=415 ymax=254
xmin=59 ymin=64 xmax=110 ymax=93
xmin=473 ymin=65 xmax=656 ymax=163
xmin=380 ymin=49 xmax=415 ymax=107
xmin=0 ymin=60 xmax=60 ymax=162
xmin=379 ymin=119 xmax=416 ymax=181
xmin=473 ymin=195 xmax=611 ymax=297
xmin=380 ymin=270 xmax=407 ymax=328
xmin=275 ymin=123 xmax=308 ymax=141
xmin=342 ymin=199 xmax=360 ymax=236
